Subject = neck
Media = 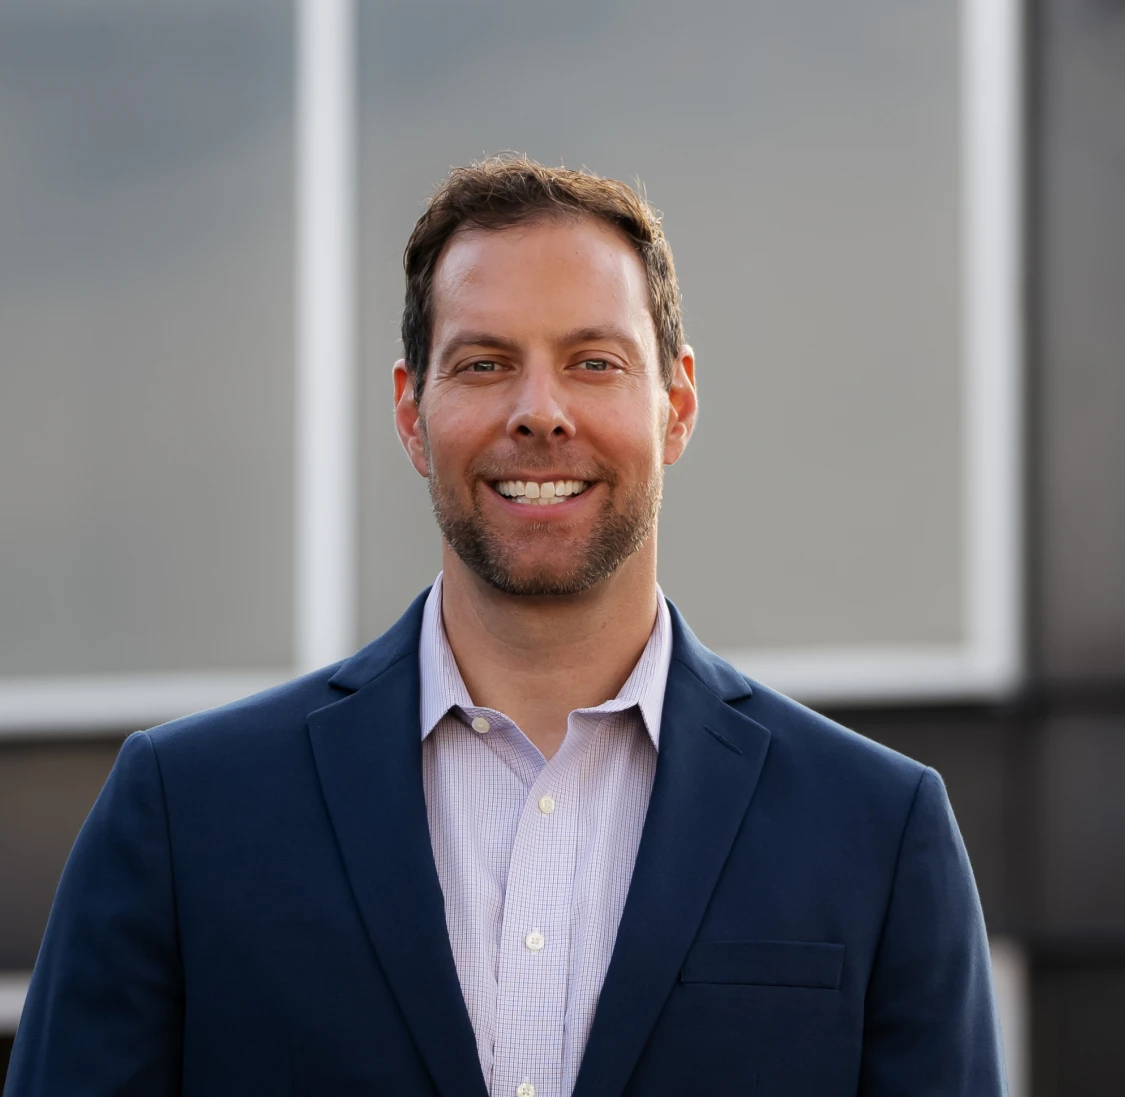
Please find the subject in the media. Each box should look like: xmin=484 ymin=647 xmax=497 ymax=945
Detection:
xmin=439 ymin=542 xmax=659 ymax=759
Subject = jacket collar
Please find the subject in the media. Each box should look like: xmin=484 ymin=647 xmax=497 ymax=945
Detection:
xmin=327 ymin=585 xmax=748 ymax=707
xmin=310 ymin=588 xmax=488 ymax=1097
xmin=326 ymin=586 xmax=431 ymax=693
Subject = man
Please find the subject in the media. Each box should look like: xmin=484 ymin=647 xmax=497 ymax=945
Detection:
xmin=8 ymin=157 xmax=1006 ymax=1096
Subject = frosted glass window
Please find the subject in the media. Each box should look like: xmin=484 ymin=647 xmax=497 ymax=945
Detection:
xmin=0 ymin=0 xmax=296 ymax=675
xmin=358 ymin=0 xmax=963 ymax=654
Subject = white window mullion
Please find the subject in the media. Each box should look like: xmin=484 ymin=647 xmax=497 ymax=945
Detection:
xmin=296 ymin=0 xmax=359 ymax=672
xmin=961 ymin=0 xmax=1024 ymax=691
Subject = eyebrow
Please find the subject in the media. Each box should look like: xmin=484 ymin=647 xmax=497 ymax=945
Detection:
xmin=437 ymin=331 xmax=523 ymax=368
xmin=559 ymin=326 xmax=647 ymax=362
xmin=437 ymin=325 xmax=647 ymax=368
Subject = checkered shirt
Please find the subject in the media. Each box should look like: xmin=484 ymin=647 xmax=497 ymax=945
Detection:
xmin=419 ymin=573 xmax=672 ymax=1097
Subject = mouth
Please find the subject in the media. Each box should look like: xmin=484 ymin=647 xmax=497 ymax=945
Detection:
xmin=490 ymin=478 xmax=593 ymax=506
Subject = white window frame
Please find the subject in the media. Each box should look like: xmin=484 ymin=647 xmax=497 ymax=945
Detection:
xmin=724 ymin=0 xmax=1024 ymax=705
xmin=0 ymin=0 xmax=1022 ymax=734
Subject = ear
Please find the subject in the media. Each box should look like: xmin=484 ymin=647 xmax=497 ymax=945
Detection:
xmin=663 ymin=344 xmax=698 ymax=466
xmin=393 ymin=359 xmax=429 ymax=477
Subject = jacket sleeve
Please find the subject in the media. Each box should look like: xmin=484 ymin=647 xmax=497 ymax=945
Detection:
xmin=6 ymin=730 xmax=183 ymax=1096
xmin=859 ymin=767 xmax=1008 ymax=1097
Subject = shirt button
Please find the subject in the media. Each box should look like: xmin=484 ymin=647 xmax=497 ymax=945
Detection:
xmin=470 ymin=716 xmax=491 ymax=734
xmin=516 ymin=1084 xmax=536 ymax=1097
xmin=524 ymin=930 xmax=545 ymax=952
xmin=538 ymin=794 xmax=556 ymax=815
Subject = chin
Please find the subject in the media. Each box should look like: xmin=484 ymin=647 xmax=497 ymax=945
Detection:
xmin=476 ymin=557 xmax=608 ymax=598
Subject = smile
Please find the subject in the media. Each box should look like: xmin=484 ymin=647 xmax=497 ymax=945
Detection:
xmin=492 ymin=479 xmax=591 ymax=506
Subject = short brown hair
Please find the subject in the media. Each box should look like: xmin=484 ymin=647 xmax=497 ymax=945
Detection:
xmin=400 ymin=154 xmax=684 ymax=399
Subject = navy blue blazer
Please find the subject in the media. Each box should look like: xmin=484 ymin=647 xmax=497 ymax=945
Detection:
xmin=8 ymin=592 xmax=1006 ymax=1097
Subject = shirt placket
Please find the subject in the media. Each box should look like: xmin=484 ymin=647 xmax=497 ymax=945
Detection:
xmin=490 ymin=718 xmax=587 ymax=1097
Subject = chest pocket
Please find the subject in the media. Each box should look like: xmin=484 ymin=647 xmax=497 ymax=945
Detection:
xmin=680 ymin=940 xmax=845 ymax=989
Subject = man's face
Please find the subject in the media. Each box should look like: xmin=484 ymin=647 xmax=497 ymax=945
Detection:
xmin=394 ymin=215 xmax=695 ymax=597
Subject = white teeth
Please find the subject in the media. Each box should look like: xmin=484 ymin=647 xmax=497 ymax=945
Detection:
xmin=493 ymin=479 xmax=591 ymax=503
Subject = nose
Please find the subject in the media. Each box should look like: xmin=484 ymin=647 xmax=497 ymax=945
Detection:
xmin=506 ymin=363 xmax=576 ymax=443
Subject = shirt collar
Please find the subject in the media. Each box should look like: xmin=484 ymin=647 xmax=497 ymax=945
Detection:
xmin=418 ymin=572 xmax=672 ymax=750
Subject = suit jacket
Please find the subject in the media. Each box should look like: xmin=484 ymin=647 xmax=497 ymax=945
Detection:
xmin=7 ymin=591 xmax=1006 ymax=1097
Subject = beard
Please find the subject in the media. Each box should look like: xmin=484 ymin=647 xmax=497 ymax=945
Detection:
xmin=423 ymin=441 xmax=663 ymax=597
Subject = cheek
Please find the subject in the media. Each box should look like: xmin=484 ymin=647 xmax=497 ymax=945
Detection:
xmin=591 ymin=405 xmax=665 ymax=469
xmin=424 ymin=405 xmax=495 ymax=468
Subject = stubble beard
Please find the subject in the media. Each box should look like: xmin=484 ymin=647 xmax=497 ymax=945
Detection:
xmin=422 ymin=436 xmax=663 ymax=597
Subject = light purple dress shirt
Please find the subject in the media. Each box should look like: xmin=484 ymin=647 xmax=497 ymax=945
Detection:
xmin=419 ymin=573 xmax=673 ymax=1097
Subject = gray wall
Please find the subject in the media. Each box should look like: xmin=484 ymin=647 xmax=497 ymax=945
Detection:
xmin=1034 ymin=0 xmax=1125 ymax=686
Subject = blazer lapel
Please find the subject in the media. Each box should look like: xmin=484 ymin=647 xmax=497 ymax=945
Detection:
xmin=572 ymin=605 xmax=772 ymax=1097
xmin=307 ymin=593 xmax=488 ymax=1097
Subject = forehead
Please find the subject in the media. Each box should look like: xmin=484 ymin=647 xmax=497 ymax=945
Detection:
xmin=430 ymin=216 xmax=656 ymax=348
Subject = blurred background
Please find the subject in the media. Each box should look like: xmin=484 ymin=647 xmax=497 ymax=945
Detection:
xmin=1 ymin=0 xmax=1122 ymax=1093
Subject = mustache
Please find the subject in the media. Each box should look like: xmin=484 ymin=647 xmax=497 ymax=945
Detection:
xmin=469 ymin=456 xmax=618 ymax=485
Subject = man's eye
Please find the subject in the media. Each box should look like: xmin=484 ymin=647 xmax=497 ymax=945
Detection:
xmin=577 ymin=359 xmax=612 ymax=371
xmin=466 ymin=361 xmax=500 ymax=372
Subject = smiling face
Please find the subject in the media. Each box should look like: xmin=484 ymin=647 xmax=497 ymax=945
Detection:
xmin=394 ymin=214 xmax=696 ymax=597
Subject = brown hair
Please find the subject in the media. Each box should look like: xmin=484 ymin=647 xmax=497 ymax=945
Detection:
xmin=400 ymin=154 xmax=684 ymax=399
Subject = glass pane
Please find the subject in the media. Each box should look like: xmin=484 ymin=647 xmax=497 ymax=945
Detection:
xmin=358 ymin=0 xmax=962 ymax=651
xmin=0 ymin=0 xmax=295 ymax=675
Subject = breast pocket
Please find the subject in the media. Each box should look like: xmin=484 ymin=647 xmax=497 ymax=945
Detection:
xmin=680 ymin=940 xmax=845 ymax=989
